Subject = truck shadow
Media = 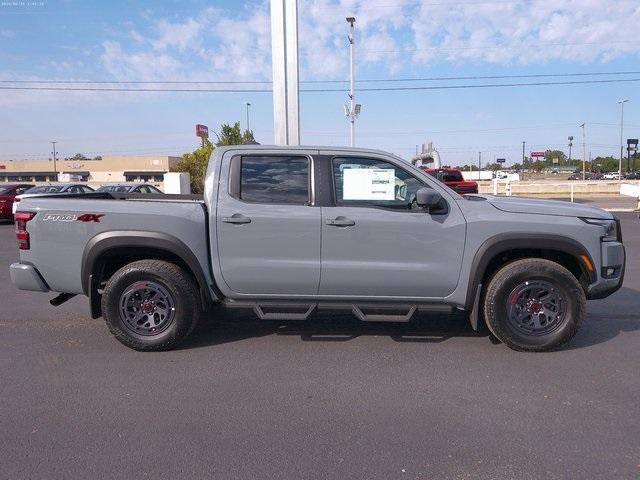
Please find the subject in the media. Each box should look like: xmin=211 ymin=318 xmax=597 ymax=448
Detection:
xmin=182 ymin=307 xmax=491 ymax=350
xmin=181 ymin=286 xmax=640 ymax=351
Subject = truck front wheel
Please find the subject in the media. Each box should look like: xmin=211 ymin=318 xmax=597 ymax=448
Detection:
xmin=483 ymin=258 xmax=586 ymax=352
xmin=101 ymin=260 xmax=201 ymax=351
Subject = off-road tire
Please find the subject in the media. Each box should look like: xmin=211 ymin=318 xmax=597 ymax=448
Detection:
xmin=101 ymin=260 xmax=201 ymax=351
xmin=483 ymin=258 xmax=585 ymax=352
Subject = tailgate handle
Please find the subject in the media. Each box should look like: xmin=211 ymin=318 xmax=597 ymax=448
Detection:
xmin=326 ymin=216 xmax=355 ymax=227
xmin=222 ymin=214 xmax=251 ymax=225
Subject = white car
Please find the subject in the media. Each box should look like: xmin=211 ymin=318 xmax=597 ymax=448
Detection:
xmin=12 ymin=183 xmax=94 ymax=215
xmin=602 ymin=172 xmax=620 ymax=180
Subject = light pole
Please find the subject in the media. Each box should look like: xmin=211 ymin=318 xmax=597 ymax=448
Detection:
xmin=51 ymin=141 xmax=58 ymax=179
xmin=344 ymin=16 xmax=361 ymax=147
xmin=580 ymin=123 xmax=587 ymax=180
xmin=521 ymin=141 xmax=525 ymax=180
xmin=568 ymin=136 xmax=573 ymax=167
xmin=617 ymin=99 xmax=629 ymax=181
xmin=244 ymin=101 xmax=251 ymax=132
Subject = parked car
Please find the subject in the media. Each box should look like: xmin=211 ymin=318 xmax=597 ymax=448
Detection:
xmin=10 ymin=146 xmax=625 ymax=353
xmin=0 ymin=183 xmax=35 ymax=221
xmin=96 ymin=184 xmax=163 ymax=194
xmin=421 ymin=167 xmax=479 ymax=194
xmin=12 ymin=183 xmax=95 ymax=215
xmin=569 ymin=172 xmax=603 ymax=180
xmin=602 ymin=172 xmax=619 ymax=180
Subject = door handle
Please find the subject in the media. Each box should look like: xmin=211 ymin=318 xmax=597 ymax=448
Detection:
xmin=326 ymin=216 xmax=355 ymax=227
xmin=222 ymin=214 xmax=252 ymax=225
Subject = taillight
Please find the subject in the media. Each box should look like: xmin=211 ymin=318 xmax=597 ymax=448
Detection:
xmin=15 ymin=212 xmax=36 ymax=250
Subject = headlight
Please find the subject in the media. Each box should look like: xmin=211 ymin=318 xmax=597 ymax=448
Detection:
xmin=581 ymin=217 xmax=618 ymax=242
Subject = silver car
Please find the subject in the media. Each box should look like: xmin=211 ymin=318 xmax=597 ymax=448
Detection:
xmin=12 ymin=183 xmax=94 ymax=214
xmin=95 ymin=184 xmax=163 ymax=194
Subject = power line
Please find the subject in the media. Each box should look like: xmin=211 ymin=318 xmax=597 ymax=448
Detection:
xmin=2 ymin=77 xmax=639 ymax=93
xmin=2 ymin=70 xmax=640 ymax=85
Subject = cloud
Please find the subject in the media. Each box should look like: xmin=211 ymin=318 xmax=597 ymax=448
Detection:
xmin=101 ymin=40 xmax=182 ymax=80
xmin=152 ymin=17 xmax=205 ymax=52
xmin=5 ymin=0 xmax=640 ymax=110
xmin=409 ymin=0 xmax=640 ymax=65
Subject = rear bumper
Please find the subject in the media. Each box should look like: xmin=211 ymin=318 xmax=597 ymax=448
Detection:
xmin=10 ymin=263 xmax=50 ymax=292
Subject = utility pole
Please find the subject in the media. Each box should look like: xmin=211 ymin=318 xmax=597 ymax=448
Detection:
xmin=244 ymin=101 xmax=251 ymax=132
xmin=478 ymin=151 xmax=482 ymax=180
xmin=521 ymin=141 xmax=525 ymax=180
xmin=568 ymin=136 xmax=573 ymax=166
xmin=270 ymin=0 xmax=300 ymax=145
xmin=51 ymin=141 xmax=58 ymax=178
xmin=580 ymin=123 xmax=587 ymax=180
xmin=618 ymin=99 xmax=629 ymax=181
xmin=345 ymin=16 xmax=360 ymax=147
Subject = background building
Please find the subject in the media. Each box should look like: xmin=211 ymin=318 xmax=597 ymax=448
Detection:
xmin=0 ymin=155 xmax=181 ymax=184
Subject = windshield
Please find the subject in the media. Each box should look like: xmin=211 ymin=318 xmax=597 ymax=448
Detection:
xmin=24 ymin=185 xmax=65 ymax=194
xmin=96 ymin=185 xmax=131 ymax=193
xmin=428 ymin=170 xmax=464 ymax=182
xmin=0 ymin=186 xmax=12 ymax=194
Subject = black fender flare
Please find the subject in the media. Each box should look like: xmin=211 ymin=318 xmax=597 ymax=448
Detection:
xmin=81 ymin=230 xmax=217 ymax=307
xmin=464 ymin=233 xmax=596 ymax=310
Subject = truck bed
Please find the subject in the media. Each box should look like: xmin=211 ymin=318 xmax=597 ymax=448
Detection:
xmin=16 ymin=193 xmax=210 ymax=295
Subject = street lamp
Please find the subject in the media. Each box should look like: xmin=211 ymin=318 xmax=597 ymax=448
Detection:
xmin=617 ymin=99 xmax=629 ymax=181
xmin=51 ymin=141 xmax=58 ymax=178
xmin=568 ymin=136 xmax=573 ymax=166
xmin=244 ymin=101 xmax=251 ymax=132
xmin=344 ymin=16 xmax=361 ymax=147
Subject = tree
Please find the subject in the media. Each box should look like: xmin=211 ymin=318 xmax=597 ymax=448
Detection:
xmin=172 ymin=122 xmax=255 ymax=193
xmin=172 ymin=141 xmax=213 ymax=194
xmin=65 ymin=153 xmax=90 ymax=161
xmin=484 ymin=162 xmax=502 ymax=171
xmin=214 ymin=122 xmax=255 ymax=146
xmin=543 ymin=150 xmax=567 ymax=164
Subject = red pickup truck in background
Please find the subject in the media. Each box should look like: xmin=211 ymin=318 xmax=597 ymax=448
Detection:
xmin=421 ymin=168 xmax=478 ymax=194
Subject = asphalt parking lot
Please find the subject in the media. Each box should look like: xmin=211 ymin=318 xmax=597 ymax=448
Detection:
xmin=1 ymin=214 xmax=638 ymax=480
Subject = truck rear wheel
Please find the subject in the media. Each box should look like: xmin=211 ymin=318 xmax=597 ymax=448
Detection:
xmin=483 ymin=258 xmax=585 ymax=352
xmin=101 ymin=260 xmax=201 ymax=351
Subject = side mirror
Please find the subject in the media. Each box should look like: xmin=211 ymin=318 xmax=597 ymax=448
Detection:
xmin=416 ymin=187 xmax=442 ymax=209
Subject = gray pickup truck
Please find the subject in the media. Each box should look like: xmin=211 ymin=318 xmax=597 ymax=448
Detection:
xmin=10 ymin=146 xmax=625 ymax=352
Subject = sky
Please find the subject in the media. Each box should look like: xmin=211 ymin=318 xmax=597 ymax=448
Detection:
xmin=1 ymin=0 xmax=639 ymax=166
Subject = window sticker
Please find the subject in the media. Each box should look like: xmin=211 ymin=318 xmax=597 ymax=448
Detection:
xmin=342 ymin=168 xmax=395 ymax=200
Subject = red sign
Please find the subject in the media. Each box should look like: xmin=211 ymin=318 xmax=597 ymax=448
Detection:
xmin=195 ymin=124 xmax=209 ymax=138
xmin=530 ymin=151 xmax=545 ymax=158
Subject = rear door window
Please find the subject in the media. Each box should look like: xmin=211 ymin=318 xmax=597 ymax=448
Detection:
xmin=239 ymin=156 xmax=309 ymax=205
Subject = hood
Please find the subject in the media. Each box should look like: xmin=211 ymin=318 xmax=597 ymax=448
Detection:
xmin=483 ymin=195 xmax=612 ymax=219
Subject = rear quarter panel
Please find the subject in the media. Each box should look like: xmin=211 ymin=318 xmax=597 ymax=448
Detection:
xmin=17 ymin=197 xmax=209 ymax=294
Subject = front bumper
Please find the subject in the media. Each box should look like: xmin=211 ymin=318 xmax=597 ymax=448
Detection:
xmin=586 ymin=242 xmax=625 ymax=300
xmin=10 ymin=263 xmax=50 ymax=292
